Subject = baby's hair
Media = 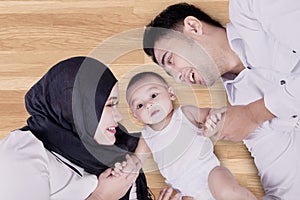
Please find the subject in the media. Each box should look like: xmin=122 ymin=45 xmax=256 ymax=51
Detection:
xmin=127 ymin=71 xmax=169 ymax=92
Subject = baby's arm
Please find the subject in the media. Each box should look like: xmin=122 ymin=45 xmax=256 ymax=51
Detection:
xmin=182 ymin=105 xmax=227 ymax=144
xmin=181 ymin=105 xmax=210 ymax=130
xmin=208 ymin=166 xmax=257 ymax=200
xmin=134 ymin=137 xmax=152 ymax=165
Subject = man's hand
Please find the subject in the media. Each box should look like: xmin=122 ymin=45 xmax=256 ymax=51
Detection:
xmin=205 ymin=99 xmax=275 ymax=142
xmin=204 ymin=107 xmax=227 ymax=143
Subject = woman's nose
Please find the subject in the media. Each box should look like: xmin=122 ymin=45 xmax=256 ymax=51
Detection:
xmin=113 ymin=109 xmax=123 ymax=122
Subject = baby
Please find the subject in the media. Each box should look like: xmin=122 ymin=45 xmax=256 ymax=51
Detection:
xmin=116 ymin=72 xmax=256 ymax=200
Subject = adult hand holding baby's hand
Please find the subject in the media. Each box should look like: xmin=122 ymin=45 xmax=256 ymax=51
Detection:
xmin=87 ymin=154 xmax=142 ymax=200
xmin=204 ymin=107 xmax=227 ymax=143
xmin=205 ymin=102 xmax=270 ymax=142
xmin=111 ymin=161 xmax=127 ymax=177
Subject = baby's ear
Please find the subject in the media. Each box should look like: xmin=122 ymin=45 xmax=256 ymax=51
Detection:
xmin=132 ymin=111 xmax=137 ymax=118
xmin=168 ymin=87 xmax=177 ymax=100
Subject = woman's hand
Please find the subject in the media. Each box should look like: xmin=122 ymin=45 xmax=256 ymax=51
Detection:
xmin=87 ymin=154 xmax=141 ymax=200
xmin=158 ymin=187 xmax=180 ymax=200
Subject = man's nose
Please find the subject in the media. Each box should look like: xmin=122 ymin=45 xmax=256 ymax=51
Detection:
xmin=170 ymin=68 xmax=183 ymax=83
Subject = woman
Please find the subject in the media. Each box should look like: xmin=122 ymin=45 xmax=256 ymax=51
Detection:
xmin=0 ymin=56 xmax=152 ymax=200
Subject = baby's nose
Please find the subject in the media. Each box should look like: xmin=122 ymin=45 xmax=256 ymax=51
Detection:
xmin=146 ymin=103 xmax=153 ymax=110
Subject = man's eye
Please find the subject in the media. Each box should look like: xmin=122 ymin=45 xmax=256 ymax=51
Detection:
xmin=151 ymin=93 xmax=158 ymax=98
xmin=137 ymin=104 xmax=143 ymax=109
xmin=166 ymin=71 xmax=172 ymax=77
xmin=167 ymin=53 xmax=173 ymax=64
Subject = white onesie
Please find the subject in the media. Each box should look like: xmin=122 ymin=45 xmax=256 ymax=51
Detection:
xmin=142 ymin=107 xmax=220 ymax=199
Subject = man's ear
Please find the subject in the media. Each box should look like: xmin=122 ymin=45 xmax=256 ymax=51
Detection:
xmin=183 ymin=16 xmax=203 ymax=35
xmin=168 ymin=87 xmax=177 ymax=100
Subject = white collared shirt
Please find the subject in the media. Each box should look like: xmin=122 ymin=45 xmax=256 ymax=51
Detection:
xmin=0 ymin=130 xmax=99 ymax=200
xmin=225 ymin=0 xmax=300 ymax=119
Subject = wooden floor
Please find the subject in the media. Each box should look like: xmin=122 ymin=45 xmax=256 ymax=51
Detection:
xmin=0 ymin=0 xmax=264 ymax=199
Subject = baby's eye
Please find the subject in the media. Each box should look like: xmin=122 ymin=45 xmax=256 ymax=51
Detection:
xmin=137 ymin=104 xmax=143 ymax=110
xmin=151 ymin=93 xmax=158 ymax=98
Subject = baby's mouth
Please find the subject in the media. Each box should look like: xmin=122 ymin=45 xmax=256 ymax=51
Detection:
xmin=151 ymin=109 xmax=160 ymax=117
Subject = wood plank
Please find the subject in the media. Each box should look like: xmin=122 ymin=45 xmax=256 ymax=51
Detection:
xmin=0 ymin=0 xmax=264 ymax=199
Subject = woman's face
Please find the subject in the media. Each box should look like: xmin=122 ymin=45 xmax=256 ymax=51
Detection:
xmin=94 ymin=83 xmax=123 ymax=145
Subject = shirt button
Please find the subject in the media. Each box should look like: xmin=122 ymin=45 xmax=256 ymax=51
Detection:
xmin=280 ymin=80 xmax=286 ymax=85
xmin=292 ymin=50 xmax=296 ymax=53
xmin=292 ymin=115 xmax=297 ymax=118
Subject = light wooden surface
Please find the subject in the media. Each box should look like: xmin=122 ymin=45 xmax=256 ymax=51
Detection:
xmin=0 ymin=0 xmax=264 ymax=199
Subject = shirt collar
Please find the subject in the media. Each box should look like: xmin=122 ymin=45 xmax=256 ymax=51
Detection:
xmin=226 ymin=22 xmax=241 ymax=45
xmin=226 ymin=22 xmax=250 ymax=69
xmin=51 ymin=151 xmax=84 ymax=176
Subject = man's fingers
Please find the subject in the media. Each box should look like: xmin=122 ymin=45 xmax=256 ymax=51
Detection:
xmin=216 ymin=113 xmax=222 ymax=121
xmin=206 ymin=119 xmax=217 ymax=130
xmin=210 ymin=115 xmax=218 ymax=123
xmin=204 ymin=108 xmax=227 ymax=143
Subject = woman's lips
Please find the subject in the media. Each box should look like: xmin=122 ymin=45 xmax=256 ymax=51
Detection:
xmin=107 ymin=127 xmax=117 ymax=135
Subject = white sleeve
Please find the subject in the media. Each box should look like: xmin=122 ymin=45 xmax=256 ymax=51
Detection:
xmin=230 ymin=0 xmax=300 ymax=51
xmin=0 ymin=131 xmax=50 ymax=200
xmin=230 ymin=0 xmax=300 ymax=119
xmin=264 ymin=73 xmax=300 ymax=119
xmin=254 ymin=0 xmax=300 ymax=51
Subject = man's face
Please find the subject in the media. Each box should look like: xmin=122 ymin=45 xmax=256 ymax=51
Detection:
xmin=153 ymin=31 xmax=220 ymax=87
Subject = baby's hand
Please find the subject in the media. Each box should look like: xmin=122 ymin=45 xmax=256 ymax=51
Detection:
xmin=205 ymin=112 xmax=222 ymax=134
xmin=204 ymin=107 xmax=227 ymax=143
xmin=111 ymin=161 xmax=127 ymax=177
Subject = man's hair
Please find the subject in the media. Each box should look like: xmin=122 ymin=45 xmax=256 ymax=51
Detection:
xmin=143 ymin=2 xmax=223 ymax=64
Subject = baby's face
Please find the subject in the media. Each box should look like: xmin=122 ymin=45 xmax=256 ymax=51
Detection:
xmin=127 ymin=77 xmax=175 ymax=125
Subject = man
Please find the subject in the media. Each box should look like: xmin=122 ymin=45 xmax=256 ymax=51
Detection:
xmin=143 ymin=2 xmax=300 ymax=199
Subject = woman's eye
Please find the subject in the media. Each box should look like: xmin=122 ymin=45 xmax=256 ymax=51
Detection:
xmin=151 ymin=93 xmax=158 ymax=98
xmin=137 ymin=104 xmax=143 ymax=109
xmin=106 ymin=101 xmax=118 ymax=107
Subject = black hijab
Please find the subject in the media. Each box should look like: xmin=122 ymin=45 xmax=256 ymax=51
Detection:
xmin=24 ymin=56 xmax=152 ymax=200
